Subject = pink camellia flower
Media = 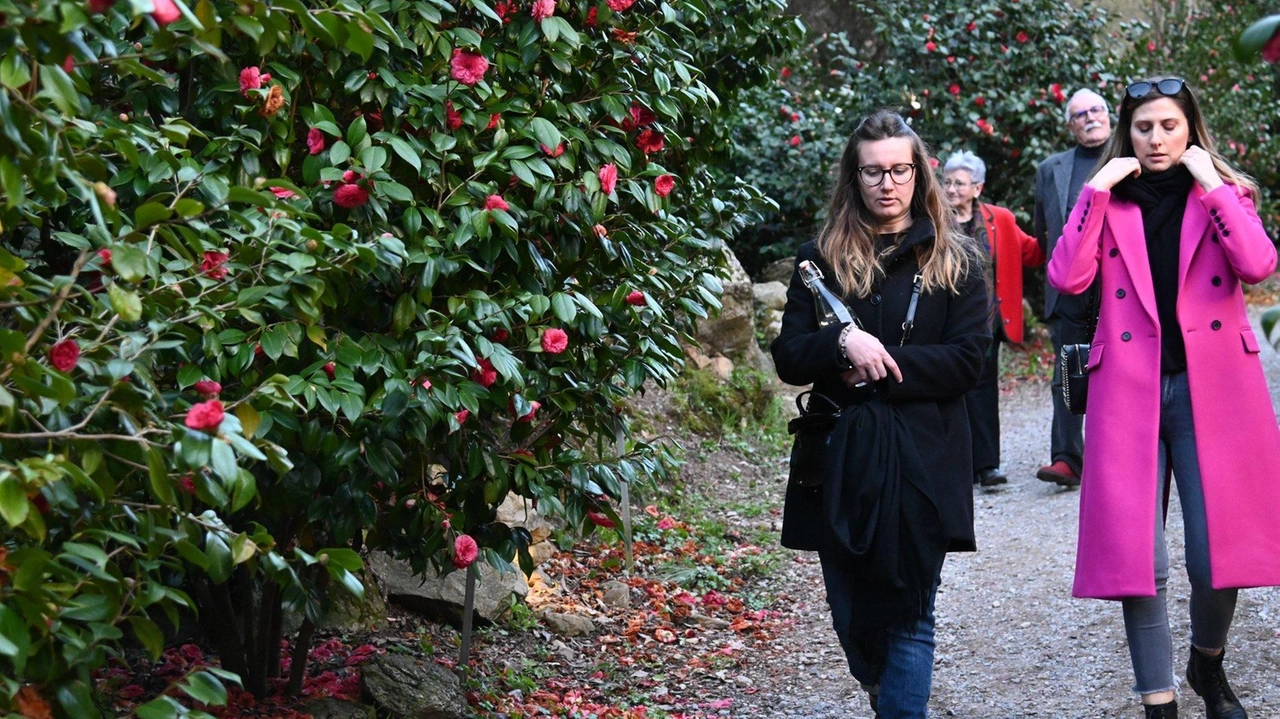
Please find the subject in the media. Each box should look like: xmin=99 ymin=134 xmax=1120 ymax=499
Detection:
xmin=541 ymin=327 xmax=569 ymax=354
xmin=333 ymin=183 xmax=369 ymax=209
xmin=635 ymin=129 xmax=664 ymax=154
xmin=185 ymin=399 xmax=225 ymax=432
xmin=928 ymin=156 xmax=940 ymax=169
xmin=150 ymin=0 xmax=181 ymax=24
xmin=239 ymin=67 xmax=262 ymax=96
xmin=790 ymin=112 xmax=800 ymax=122
xmin=64 ymin=55 xmax=77 ymax=72
xmin=598 ymin=164 xmax=618 ymax=195
xmin=654 ymin=175 xmax=675 ymax=197
xmin=323 ymin=362 xmax=336 ymax=380
xmin=924 ymin=41 xmax=936 ymax=52
xmin=472 ymin=358 xmax=498 ymax=387
xmin=605 ymin=0 xmax=635 ymax=10
xmin=453 ymin=534 xmax=479 ymax=569
xmin=449 ymin=49 xmax=489 ymax=86
xmin=193 ymin=380 xmax=222 ymax=397
xmin=97 ymin=248 xmax=113 ymax=268
xmin=484 ymin=194 xmax=509 ymax=211
xmin=487 ymin=113 xmax=501 ymax=130
xmin=49 ymin=340 xmax=80 ymax=372
xmin=269 ymin=186 xmax=297 ymax=200
xmin=593 ymin=224 xmax=608 ymax=238
xmin=201 ymin=251 xmax=229 ymax=280
xmin=626 ymin=290 xmax=647 ymax=306
xmin=587 ymin=511 xmax=617 ymax=528
xmin=531 ymin=0 xmax=555 ymax=21
xmin=1263 ymin=29 xmax=1280 ymax=63
xmin=88 ymin=0 xmax=115 ymax=12
xmin=948 ymin=83 xmax=961 ymax=96
xmin=515 ymin=400 xmax=541 ymax=422
xmin=342 ymin=170 xmax=359 ymax=183
xmin=307 ymin=127 xmax=325 ymax=155
xmin=657 ymin=516 xmax=677 ymax=530
xmin=1016 ymin=31 xmax=1030 ymax=43
xmin=541 ymin=143 xmax=565 ymax=157
xmin=1147 ymin=40 xmax=1156 ymax=52
xmin=445 ymin=101 xmax=463 ymax=130
xmin=789 ymin=135 xmax=802 ymax=147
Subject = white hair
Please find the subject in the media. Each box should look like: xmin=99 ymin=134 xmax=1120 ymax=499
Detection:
xmin=1064 ymin=89 xmax=1109 ymax=123
xmin=943 ymin=150 xmax=986 ymax=184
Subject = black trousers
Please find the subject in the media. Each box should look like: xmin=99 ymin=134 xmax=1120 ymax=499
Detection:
xmin=964 ymin=338 xmax=1001 ymax=474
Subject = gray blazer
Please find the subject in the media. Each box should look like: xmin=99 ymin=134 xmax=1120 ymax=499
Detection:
xmin=1033 ymin=146 xmax=1096 ymax=320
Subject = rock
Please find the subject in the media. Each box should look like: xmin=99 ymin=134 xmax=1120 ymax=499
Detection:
xmin=367 ymin=551 xmax=528 ymax=626
xmin=759 ymin=257 xmax=795 ymax=284
xmin=695 ymin=248 xmax=773 ymax=374
xmin=752 ymin=281 xmax=788 ymax=311
xmin=685 ymin=343 xmax=714 ymax=370
xmin=299 ymin=697 xmax=376 ymax=719
xmin=687 ymin=612 xmax=730 ymax=629
xmin=527 ymin=540 xmax=557 ymax=568
xmin=542 ymin=611 xmax=597 ymax=637
xmin=360 ymin=653 xmax=467 ymax=719
xmin=601 ymin=580 xmax=631 ymax=608
xmin=709 ymin=355 xmax=735 ymax=380
xmin=321 ymin=565 xmax=388 ymax=633
xmin=495 ymin=494 xmax=557 ymax=544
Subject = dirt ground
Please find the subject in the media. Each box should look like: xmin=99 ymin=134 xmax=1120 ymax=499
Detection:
xmin=714 ymin=318 xmax=1280 ymax=719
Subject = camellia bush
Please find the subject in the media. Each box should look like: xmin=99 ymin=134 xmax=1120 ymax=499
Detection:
xmin=0 ymin=0 xmax=790 ymax=714
xmin=724 ymin=0 xmax=1114 ymax=274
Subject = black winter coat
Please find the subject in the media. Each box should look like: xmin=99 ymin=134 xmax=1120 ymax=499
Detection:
xmin=771 ymin=220 xmax=992 ymax=553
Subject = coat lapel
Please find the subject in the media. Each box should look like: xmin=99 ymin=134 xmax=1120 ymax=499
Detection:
xmin=1110 ymin=199 xmax=1160 ymax=326
xmin=1179 ymin=184 xmax=1209 ymax=290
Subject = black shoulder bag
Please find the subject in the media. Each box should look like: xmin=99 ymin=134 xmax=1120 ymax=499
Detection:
xmin=787 ymin=274 xmax=923 ymax=487
xmin=1059 ymin=285 xmax=1098 ymax=416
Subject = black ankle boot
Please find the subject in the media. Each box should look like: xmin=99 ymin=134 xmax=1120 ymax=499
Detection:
xmin=1187 ymin=646 xmax=1248 ymax=719
xmin=1143 ymin=701 xmax=1177 ymax=719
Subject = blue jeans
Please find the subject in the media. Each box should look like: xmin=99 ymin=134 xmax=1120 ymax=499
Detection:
xmin=1121 ymin=372 xmax=1238 ymax=695
xmin=820 ymin=554 xmax=939 ymax=718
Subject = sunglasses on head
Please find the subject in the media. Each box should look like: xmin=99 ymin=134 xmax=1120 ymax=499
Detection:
xmin=1125 ymin=78 xmax=1186 ymax=100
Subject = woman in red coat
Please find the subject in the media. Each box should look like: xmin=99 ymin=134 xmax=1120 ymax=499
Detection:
xmin=1048 ymin=77 xmax=1280 ymax=719
xmin=942 ymin=151 xmax=1045 ymax=487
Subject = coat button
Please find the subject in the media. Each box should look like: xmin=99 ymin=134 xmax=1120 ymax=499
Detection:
xmin=1223 ymin=230 xmax=1231 ymax=237
xmin=1121 ymin=332 xmax=1132 ymax=341
xmin=1211 ymin=320 xmax=1222 ymax=330
xmin=1077 ymin=224 xmax=1084 ymax=232
xmin=1212 ymin=276 xmax=1222 ymax=286
xmin=871 ymin=294 xmax=882 ymax=305
xmin=1109 ymin=248 xmax=1119 ymax=258
xmin=1210 ymin=208 xmax=1219 ymax=216
xmin=1116 ymin=289 xmax=1126 ymax=298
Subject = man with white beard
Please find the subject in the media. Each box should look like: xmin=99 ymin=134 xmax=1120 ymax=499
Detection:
xmin=1032 ymin=88 xmax=1112 ymax=488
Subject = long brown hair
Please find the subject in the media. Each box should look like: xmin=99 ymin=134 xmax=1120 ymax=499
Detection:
xmin=815 ymin=109 xmax=975 ymax=298
xmin=1091 ymin=77 xmax=1257 ymax=195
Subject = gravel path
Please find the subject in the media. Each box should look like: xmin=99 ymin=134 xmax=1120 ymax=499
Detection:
xmin=734 ymin=319 xmax=1280 ymax=719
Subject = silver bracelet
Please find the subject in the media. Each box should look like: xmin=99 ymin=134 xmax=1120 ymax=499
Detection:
xmin=837 ymin=323 xmax=855 ymax=369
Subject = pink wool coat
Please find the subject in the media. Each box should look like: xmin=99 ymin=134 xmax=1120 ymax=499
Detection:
xmin=1048 ymin=182 xmax=1280 ymax=600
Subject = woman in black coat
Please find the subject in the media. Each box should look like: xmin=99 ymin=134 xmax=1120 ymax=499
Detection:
xmin=771 ymin=110 xmax=991 ymax=718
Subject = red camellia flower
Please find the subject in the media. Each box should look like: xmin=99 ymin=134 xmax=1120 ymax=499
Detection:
xmin=453 ymin=534 xmax=479 ymax=569
xmin=193 ymin=380 xmax=222 ymax=397
xmin=201 ymin=251 xmax=229 ymax=280
xmin=49 ymin=340 xmax=80 ymax=372
xmin=307 ymin=127 xmax=325 ymax=155
xmin=789 ymin=135 xmax=802 ymax=147
xmin=493 ymin=328 xmax=510 ymax=342
xmin=454 ymin=409 xmax=470 ymax=425
xmin=587 ymin=511 xmax=617 ymax=528
xmin=185 ymin=399 xmax=225 ymax=432
xmin=269 ymin=186 xmax=298 ymax=200
xmin=342 ymin=170 xmax=359 ymax=183
xmin=334 ymin=183 xmax=370 ymax=209
xmin=976 ymin=118 xmax=994 ymax=135
xmin=629 ymin=104 xmax=657 ymax=129
xmin=449 ymin=49 xmax=489 ymax=86
xmin=484 ymin=194 xmax=509 ymax=211
xmin=654 ymin=174 xmax=675 ymax=197
xmin=928 ymin=156 xmax=940 ymax=169
xmin=626 ymin=290 xmax=647 ymax=306
xmin=541 ymin=143 xmax=565 ymax=157
xmin=96 ymin=248 xmax=113 ymax=268
xmin=323 ymin=362 xmax=336 ymax=380
xmin=635 ymin=129 xmax=664 ymax=154
xmin=495 ymin=0 xmax=517 ymax=22
xmin=790 ymin=112 xmax=800 ymax=122
xmin=779 ymin=67 xmax=792 ymax=79
xmin=966 ymin=21 xmax=977 ymax=31
xmin=487 ymin=113 xmax=501 ymax=130
xmin=151 ymin=0 xmax=180 ymax=24
xmin=88 ymin=0 xmax=114 ymax=12
xmin=1147 ymin=40 xmax=1156 ymax=52
xmin=239 ymin=66 xmax=262 ymax=96
xmin=1263 ymin=29 xmax=1280 ymax=63
xmin=585 ymin=6 xmax=598 ymax=26
xmin=1016 ymin=31 xmax=1029 ymax=43
xmin=531 ymin=0 xmax=554 ymax=20
xmin=541 ymin=327 xmax=569 ymax=354
xmin=924 ymin=41 xmax=936 ymax=52
xmin=598 ymin=164 xmax=618 ymax=195
xmin=974 ymin=96 xmax=986 ymax=106
xmin=472 ymin=358 xmax=498 ymax=387
xmin=515 ymin=400 xmax=541 ymax=422
xmin=445 ymin=101 xmax=463 ymax=130
xmin=605 ymin=0 xmax=635 ymax=10
xmin=611 ymin=28 xmax=637 ymax=44
xmin=948 ymin=83 xmax=961 ymax=96
xmin=1050 ymin=82 xmax=1066 ymax=103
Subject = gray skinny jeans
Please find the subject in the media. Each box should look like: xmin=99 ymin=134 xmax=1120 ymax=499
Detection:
xmin=1121 ymin=372 xmax=1238 ymax=695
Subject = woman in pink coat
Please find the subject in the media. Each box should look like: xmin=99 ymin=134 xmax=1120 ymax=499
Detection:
xmin=1048 ymin=77 xmax=1280 ymax=719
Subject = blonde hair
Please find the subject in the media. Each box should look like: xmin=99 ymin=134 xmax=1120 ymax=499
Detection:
xmin=1093 ymin=77 xmax=1257 ymax=196
xmin=815 ymin=110 xmax=977 ymax=298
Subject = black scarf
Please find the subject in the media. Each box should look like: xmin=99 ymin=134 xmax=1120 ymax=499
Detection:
xmin=1112 ymin=165 xmax=1195 ymax=373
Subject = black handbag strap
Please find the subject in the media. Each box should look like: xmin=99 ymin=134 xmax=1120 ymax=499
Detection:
xmin=900 ymin=273 xmax=924 ymax=345
xmin=796 ymin=390 xmax=842 ymax=417
xmin=1083 ymin=279 xmax=1100 ymax=342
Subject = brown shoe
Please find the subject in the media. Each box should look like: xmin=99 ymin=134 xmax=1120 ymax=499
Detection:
xmin=1036 ymin=460 xmax=1080 ymax=487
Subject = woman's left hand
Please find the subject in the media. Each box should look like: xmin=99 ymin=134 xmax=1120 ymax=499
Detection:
xmin=1180 ymin=145 xmax=1224 ymax=192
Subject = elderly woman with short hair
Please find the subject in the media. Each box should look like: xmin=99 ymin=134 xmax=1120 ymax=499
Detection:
xmin=942 ymin=151 xmax=1045 ymax=488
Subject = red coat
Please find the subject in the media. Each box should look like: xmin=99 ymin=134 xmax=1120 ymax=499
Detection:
xmin=978 ymin=203 xmax=1045 ymax=343
xmin=1048 ymin=183 xmax=1280 ymax=599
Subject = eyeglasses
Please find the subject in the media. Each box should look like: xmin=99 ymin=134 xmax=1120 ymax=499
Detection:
xmin=943 ymin=179 xmax=973 ymax=190
xmin=858 ymin=163 xmax=915 ymax=187
xmin=1126 ymin=78 xmax=1186 ymax=100
xmin=1069 ymin=105 xmax=1108 ymax=124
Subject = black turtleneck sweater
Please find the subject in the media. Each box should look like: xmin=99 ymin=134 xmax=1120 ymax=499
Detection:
xmin=1070 ymin=143 xmax=1105 ymax=204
